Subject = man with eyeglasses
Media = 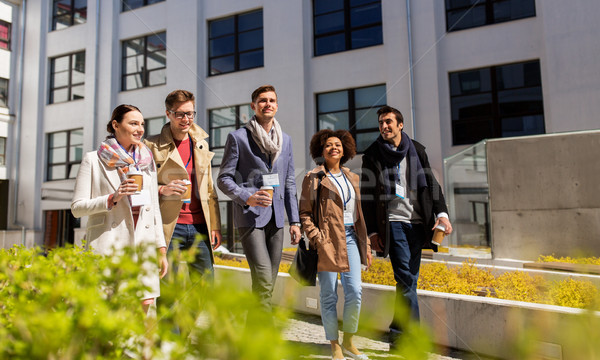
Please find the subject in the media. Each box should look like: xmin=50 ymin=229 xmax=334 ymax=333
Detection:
xmin=145 ymin=89 xmax=222 ymax=282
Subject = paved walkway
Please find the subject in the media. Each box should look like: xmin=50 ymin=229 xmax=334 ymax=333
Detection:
xmin=282 ymin=313 xmax=489 ymax=360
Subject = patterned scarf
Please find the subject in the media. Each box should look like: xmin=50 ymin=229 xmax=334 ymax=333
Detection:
xmin=245 ymin=115 xmax=283 ymax=166
xmin=97 ymin=136 xmax=155 ymax=182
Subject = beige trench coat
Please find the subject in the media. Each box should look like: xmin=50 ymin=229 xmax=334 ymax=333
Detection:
xmin=144 ymin=123 xmax=221 ymax=254
xmin=299 ymin=165 xmax=370 ymax=273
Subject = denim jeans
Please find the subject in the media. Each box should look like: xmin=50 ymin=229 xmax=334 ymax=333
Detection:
xmin=388 ymin=221 xmax=425 ymax=334
xmin=169 ymin=223 xmax=214 ymax=281
xmin=238 ymin=215 xmax=283 ymax=312
xmin=318 ymin=227 xmax=363 ymax=341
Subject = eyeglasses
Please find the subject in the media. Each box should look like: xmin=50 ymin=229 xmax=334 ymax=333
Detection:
xmin=168 ymin=110 xmax=197 ymax=120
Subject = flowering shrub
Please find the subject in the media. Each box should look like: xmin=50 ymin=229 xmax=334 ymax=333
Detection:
xmin=538 ymin=255 xmax=600 ymax=265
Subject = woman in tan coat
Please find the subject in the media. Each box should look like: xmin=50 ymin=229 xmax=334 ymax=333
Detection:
xmin=71 ymin=104 xmax=168 ymax=312
xmin=299 ymin=129 xmax=372 ymax=360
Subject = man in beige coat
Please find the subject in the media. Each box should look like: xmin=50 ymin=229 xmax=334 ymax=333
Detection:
xmin=145 ymin=90 xmax=221 ymax=280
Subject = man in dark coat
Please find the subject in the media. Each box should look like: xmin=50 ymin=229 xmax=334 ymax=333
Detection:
xmin=360 ymin=105 xmax=453 ymax=346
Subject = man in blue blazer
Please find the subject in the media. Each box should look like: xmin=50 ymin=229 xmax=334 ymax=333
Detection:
xmin=218 ymin=85 xmax=301 ymax=312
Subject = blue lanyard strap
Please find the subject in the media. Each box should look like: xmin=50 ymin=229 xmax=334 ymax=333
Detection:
xmin=185 ymin=138 xmax=193 ymax=169
xmin=119 ymin=143 xmax=139 ymax=170
xmin=328 ymin=170 xmax=351 ymax=210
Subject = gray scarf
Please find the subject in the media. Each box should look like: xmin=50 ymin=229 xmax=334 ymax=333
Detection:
xmin=245 ymin=115 xmax=283 ymax=166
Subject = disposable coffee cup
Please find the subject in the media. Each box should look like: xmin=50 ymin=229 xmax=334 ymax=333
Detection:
xmin=260 ymin=185 xmax=274 ymax=200
xmin=181 ymin=179 xmax=192 ymax=203
xmin=127 ymin=170 xmax=143 ymax=193
xmin=431 ymin=224 xmax=446 ymax=246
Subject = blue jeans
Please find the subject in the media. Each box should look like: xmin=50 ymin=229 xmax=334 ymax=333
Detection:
xmin=318 ymin=227 xmax=363 ymax=341
xmin=169 ymin=223 xmax=214 ymax=281
xmin=388 ymin=221 xmax=425 ymax=334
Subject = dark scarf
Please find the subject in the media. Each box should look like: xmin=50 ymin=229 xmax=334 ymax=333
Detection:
xmin=375 ymin=132 xmax=427 ymax=195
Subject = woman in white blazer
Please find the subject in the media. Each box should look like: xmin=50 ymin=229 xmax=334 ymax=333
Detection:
xmin=71 ymin=104 xmax=168 ymax=312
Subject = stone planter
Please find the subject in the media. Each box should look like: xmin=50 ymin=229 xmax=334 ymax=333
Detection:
xmin=215 ymin=265 xmax=600 ymax=360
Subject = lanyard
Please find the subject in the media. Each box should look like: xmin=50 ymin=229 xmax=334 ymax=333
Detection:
xmin=119 ymin=143 xmax=139 ymax=170
xmin=184 ymin=138 xmax=193 ymax=169
xmin=328 ymin=170 xmax=351 ymax=210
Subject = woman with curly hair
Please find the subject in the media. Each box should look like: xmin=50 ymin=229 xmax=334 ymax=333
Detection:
xmin=299 ymin=129 xmax=372 ymax=360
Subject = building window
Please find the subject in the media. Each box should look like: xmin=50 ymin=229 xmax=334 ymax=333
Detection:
xmin=122 ymin=0 xmax=164 ymax=12
xmin=52 ymin=0 xmax=87 ymax=31
xmin=209 ymin=104 xmax=252 ymax=165
xmin=0 ymin=78 xmax=7 ymax=107
xmin=144 ymin=116 xmax=167 ymax=137
xmin=446 ymin=0 xmax=535 ymax=32
xmin=47 ymin=129 xmax=83 ymax=181
xmin=49 ymin=52 xmax=85 ymax=104
xmin=0 ymin=20 xmax=10 ymax=50
xmin=449 ymin=60 xmax=544 ymax=145
xmin=122 ymin=32 xmax=166 ymax=91
xmin=0 ymin=137 xmax=6 ymax=166
xmin=208 ymin=9 xmax=263 ymax=76
xmin=317 ymin=84 xmax=386 ymax=152
xmin=313 ymin=0 xmax=382 ymax=56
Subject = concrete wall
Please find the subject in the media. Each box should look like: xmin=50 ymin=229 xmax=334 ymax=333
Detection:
xmin=487 ymin=130 xmax=600 ymax=260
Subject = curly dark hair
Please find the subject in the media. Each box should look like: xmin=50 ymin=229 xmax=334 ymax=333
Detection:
xmin=309 ymin=129 xmax=356 ymax=166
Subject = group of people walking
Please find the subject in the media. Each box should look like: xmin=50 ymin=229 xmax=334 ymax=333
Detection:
xmin=71 ymin=85 xmax=452 ymax=359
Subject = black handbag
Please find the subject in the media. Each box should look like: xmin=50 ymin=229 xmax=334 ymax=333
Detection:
xmin=289 ymin=172 xmax=325 ymax=286
xmin=289 ymin=237 xmax=318 ymax=286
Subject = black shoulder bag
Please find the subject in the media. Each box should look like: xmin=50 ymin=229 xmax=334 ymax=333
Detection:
xmin=289 ymin=172 xmax=324 ymax=286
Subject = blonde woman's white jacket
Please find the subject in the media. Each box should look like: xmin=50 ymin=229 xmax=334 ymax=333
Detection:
xmin=71 ymin=151 xmax=166 ymax=298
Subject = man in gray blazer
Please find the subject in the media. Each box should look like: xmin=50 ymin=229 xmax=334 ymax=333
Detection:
xmin=217 ymin=85 xmax=301 ymax=312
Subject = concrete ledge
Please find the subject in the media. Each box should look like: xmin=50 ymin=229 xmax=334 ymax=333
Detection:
xmin=215 ymin=265 xmax=600 ymax=360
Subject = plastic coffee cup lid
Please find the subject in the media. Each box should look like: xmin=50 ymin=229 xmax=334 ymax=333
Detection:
xmin=261 ymin=185 xmax=273 ymax=190
xmin=435 ymin=224 xmax=446 ymax=231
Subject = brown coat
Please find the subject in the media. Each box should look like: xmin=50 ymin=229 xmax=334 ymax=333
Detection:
xmin=299 ymin=165 xmax=370 ymax=273
xmin=144 ymin=123 xmax=221 ymax=251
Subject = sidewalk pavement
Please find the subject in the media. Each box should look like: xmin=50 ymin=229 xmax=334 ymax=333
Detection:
xmin=282 ymin=312 xmax=490 ymax=360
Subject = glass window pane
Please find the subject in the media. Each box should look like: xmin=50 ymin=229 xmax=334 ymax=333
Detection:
xmin=71 ymin=68 xmax=85 ymax=84
xmin=70 ymin=129 xmax=83 ymax=145
xmin=124 ymin=55 xmax=144 ymax=74
xmin=52 ymin=71 xmax=69 ymax=88
xmin=450 ymin=68 xmax=491 ymax=95
xmin=147 ymin=50 xmax=166 ymax=70
xmin=146 ymin=117 xmax=167 ymax=136
xmin=447 ymin=5 xmax=486 ymax=31
xmin=124 ymin=74 xmax=143 ymax=91
xmin=69 ymin=145 xmax=83 ymax=162
xmin=446 ymin=0 xmax=480 ymax=10
xmin=49 ymin=147 xmax=67 ymax=163
xmin=148 ymin=68 xmax=166 ymax=86
xmin=314 ymin=0 xmax=344 ymax=15
xmin=210 ymin=107 xmax=237 ymax=127
xmin=239 ymin=10 xmax=262 ymax=31
xmin=238 ymin=29 xmax=263 ymax=52
xmin=315 ymin=12 xmax=345 ymax=35
xmin=51 ymin=88 xmax=69 ymax=103
xmin=210 ymin=36 xmax=235 ymax=57
xmin=319 ymin=111 xmax=349 ymax=130
xmin=239 ymin=50 xmax=263 ymax=70
xmin=212 ymin=148 xmax=224 ymax=167
xmin=497 ymin=62 xmax=540 ymax=90
xmin=355 ymin=85 xmax=386 ymax=108
xmin=210 ymin=17 xmax=235 ymax=38
xmin=351 ymin=0 xmax=380 ymax=6
xmin=147 ymin=33 xmax=166 ymax=51
xmin=54 ymin=14 xmax=71 ymax=30
xmin=356 ymin=131 xmax=379 ymax=152
xmin=210 ymin=56 xmax=235 ymax=75
xmin=315 ymin=33 xmax=346 ymax=56
xmin=239 ymin=104 xmax=253 ymax=124
xmin=70 ymin=85 xmax=84 ymax=100
xmin=350 ymin=3 xmax=381 ymax=28
xmin=451 ymin=94 xmax=493 ymax=120
xmin=48 ymin=165 xmax=66 ymax=180
xmin=122 ymin=0 xmax=143 ymax=11
xmin=68 ymin=163 xmax=80 ymax=179
xmin=211 ymin=126 xmax=236 ymax=147
xmin=124 ymin=38 xmax=143 ymax=56
xmin=351 ymin=26 xmax=383 ymax=49
xmin=497 ymin=87 xmax=543 ymax=116
xmin=355 ymin=108 xmax=380 ymax=130
xmin=501 ymin=115 xmax=544 ymax=137
xmin=73 ymin=52 xmax=86 ymax=73
xmin=53 ymin=56 xmax=70 ymax=72
xmin=318 ymin=91 xmax=348 ymax=113
xmin=452 ymin=118 xmax=493 ymax=145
